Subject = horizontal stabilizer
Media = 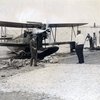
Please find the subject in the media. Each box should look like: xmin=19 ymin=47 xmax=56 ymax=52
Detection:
xmin=0 ymin=37 xmax=13 ymax=40
xmin=0 ymin=43 xmax=28 ymax=47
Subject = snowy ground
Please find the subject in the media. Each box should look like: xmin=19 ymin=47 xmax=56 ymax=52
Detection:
xmin=0 ymin=63 xmax=100 ymax=100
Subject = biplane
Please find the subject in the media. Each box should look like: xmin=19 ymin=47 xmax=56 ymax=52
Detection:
xmin=0 ymin=21 xmax=87 ymax=59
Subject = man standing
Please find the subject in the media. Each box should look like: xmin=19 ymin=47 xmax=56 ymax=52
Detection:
xmin=75 ymin=30 xmax=85 ymax=64
xmin=85 ymin=33 xmax=94 ymax=49
xmin=93 ymin=32 xmax=97 ymax=48
xmin=30 ymin=34 xmax=37 ymax=66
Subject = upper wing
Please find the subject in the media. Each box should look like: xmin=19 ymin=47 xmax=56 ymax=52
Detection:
xmin=43 ymin=23 xmax=88 ymax=28
xmin=0 ymin=21 xmax=42 ymax=28
xmin=0 ymin=21 xmax=88 ymax=28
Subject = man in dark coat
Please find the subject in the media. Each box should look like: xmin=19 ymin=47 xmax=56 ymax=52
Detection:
xmin=30 ymin=34 xmax=37 ymax=66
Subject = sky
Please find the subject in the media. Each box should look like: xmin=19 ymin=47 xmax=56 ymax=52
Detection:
xmin=0 ymin=0 xmax=99 ymax=25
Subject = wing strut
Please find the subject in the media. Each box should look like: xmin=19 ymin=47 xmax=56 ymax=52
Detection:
xmin=54 ymin=27 xmax=57 ymax=43
xmin=71 ymin=26 xmax=76 ymax=41
xmin=1 ymin=26 xmax=7 ymax=42
xmin=51 ymin=28 xmax=55 ymax=43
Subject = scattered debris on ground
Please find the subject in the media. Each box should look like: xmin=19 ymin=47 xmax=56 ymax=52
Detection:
xmin=0 ymin=55 xmax=59 ymax=70
xmin=0 ymin=54 xmax=59 ymax=80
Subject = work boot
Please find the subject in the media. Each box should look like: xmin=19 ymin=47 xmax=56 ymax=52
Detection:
xmin=34 ymin=64 xmax=37 ymax=66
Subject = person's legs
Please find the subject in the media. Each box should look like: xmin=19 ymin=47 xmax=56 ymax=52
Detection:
xmin=30 ymin=49 xmax=37 ymax=66
xmin=30 ymin=47 xmax=33 ymax=66
xmin=34 ymin=60 xmax=37 ymax=66
xmin=79 ymin=45 xmax=84 ymax=63
xmin=90 ymin=40 xmax=94 ymax=49
xmin=94 ymin=40 xmax=97 ymax=48
xmin=75 ymin=45 xmax=80 ymax=63
xmin=76 ymin=45 xmax=84 ymax=64
xmin=77 ymin=46 xmax=82 ymax=63
xmin=30 ymin=57 xmax=37 ymax=66
xmin=34 ymin=51 xmax=37 ymax=66
xmin=30 ymin=57 xmax=33 ymax=66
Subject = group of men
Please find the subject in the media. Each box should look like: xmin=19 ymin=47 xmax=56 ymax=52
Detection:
xmin=75 ymin=30 xmax=97 ymax=64
xmin=29 ymin=30 xmax=98 ymax=66
xmin=85 ymin=33 xmax=97 ymax=49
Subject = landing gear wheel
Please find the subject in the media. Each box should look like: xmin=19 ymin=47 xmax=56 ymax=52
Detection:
xmin=18 ymin=50 xmax=26 ymax=58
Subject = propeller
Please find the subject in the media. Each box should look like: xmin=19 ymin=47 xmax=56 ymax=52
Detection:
xmin=44 ymin=22 xmax=52 ymax=43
